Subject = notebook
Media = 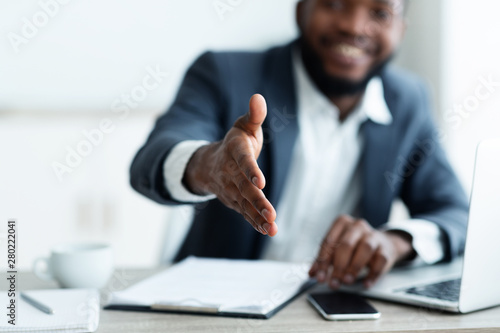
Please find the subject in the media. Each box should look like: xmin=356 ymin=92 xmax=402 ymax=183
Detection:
xmin=0 ymin=288 xmax=99 ymax=333
xmin=105 ymin=256 xmax=316 ymax=319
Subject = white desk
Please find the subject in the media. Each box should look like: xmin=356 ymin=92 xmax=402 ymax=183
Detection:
xmin=9 ymin=269 xmax=500 ymax=333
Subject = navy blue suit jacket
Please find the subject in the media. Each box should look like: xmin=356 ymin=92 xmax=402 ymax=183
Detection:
xmin=130 ymin=41 xmax=469 ymax=263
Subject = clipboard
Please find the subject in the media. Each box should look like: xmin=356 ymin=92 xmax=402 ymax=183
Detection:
xmin=104 ymin=257 xmax=317 ymax=319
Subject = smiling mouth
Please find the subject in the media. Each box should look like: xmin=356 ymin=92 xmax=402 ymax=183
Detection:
xmin=334 ymin=43 xmax=365 ymax=58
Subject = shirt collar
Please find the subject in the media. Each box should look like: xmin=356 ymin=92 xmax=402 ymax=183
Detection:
xmin=292 ymin=47 xmax=393 ymax=126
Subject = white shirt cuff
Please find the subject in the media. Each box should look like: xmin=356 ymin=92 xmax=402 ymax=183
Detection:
xmin=379 ymin=219 xmax=445 ymax=265
xmin=163 ymin=140 xmax=217 ymax=203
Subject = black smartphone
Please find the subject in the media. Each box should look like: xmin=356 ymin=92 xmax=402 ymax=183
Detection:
xmin=307 ymin=291 xmax=380 ymax=321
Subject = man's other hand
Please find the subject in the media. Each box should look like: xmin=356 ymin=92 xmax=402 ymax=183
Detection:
xmin=183 ymin=94 xmax=278 ymax=236
xmin=308 ymin=215 xmax=415 ymax=289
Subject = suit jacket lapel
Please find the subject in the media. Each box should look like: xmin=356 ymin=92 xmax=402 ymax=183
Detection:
xmin=261 ymin=42 xmax=299 ymax=207
xmin=361 ymin=75 xmax=401 ymax=226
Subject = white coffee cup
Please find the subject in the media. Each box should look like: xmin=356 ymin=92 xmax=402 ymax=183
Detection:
xmin=33 ymin=243 xmax=113 ymax=288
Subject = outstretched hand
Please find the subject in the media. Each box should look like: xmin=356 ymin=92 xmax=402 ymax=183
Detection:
xmin=183 ymin=94 xmax=278 ymax=236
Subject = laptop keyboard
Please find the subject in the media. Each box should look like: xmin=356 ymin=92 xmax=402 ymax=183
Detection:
xmin=403 ymin=278 xmax=461 ymax=302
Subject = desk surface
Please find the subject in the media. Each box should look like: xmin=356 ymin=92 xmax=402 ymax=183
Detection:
xmin=11 ymin=269 xmax=500 ymax=333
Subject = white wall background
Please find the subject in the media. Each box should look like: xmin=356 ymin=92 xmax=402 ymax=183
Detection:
xmin=1 ymin=0 xmax=499 ymax=269
xmin=0 ymin=0 xmax=298 ymax=270
xmin=443 ymin=0 xmax=500 ymax=193
xmin=0 ymin=0 xmax=297 ymax=112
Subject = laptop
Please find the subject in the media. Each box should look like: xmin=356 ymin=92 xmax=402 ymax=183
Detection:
xmin=341 ymin=138 xmax=500 ymax=313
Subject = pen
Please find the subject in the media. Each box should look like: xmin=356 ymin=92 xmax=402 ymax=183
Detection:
xmin=20 ymin=292 xmax=55 ymax=315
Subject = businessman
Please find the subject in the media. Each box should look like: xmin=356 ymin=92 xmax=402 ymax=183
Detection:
xmin=131 ymin=0 xmax=469 ymax=289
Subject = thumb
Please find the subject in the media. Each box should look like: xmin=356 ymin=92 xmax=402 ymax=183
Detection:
xmin=235 ymin=94 xmax=267 ymax=133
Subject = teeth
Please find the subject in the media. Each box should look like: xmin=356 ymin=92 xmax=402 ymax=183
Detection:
xmin=335 ymin=43 xmax=364 ymax=57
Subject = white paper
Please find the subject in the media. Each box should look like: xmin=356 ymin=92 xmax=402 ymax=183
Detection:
xmin=0 ymin=289 xmax=99 ymax=332
xmin=109 ymin=257 xmax=311 ymax=315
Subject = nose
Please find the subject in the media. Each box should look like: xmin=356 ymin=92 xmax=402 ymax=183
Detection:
xmin=335 ymin=6 xmax=370 ymax=38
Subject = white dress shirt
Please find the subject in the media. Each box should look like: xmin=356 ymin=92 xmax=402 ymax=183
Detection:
xmin=163 ymin=49 xmax=444 ymax=265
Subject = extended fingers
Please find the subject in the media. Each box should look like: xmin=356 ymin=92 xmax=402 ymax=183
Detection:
xmin=212 ymin=95 xmax=277 ymax=237
xmin=218 ymin=184 xmax=270 ymax=235
xmin=234 ymin=173 xmax=276 ymax=224
xmin=221 ymin=173 xmax=277 ymax=236
xmin=231 ymin=145 xmax=266 ymax=189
